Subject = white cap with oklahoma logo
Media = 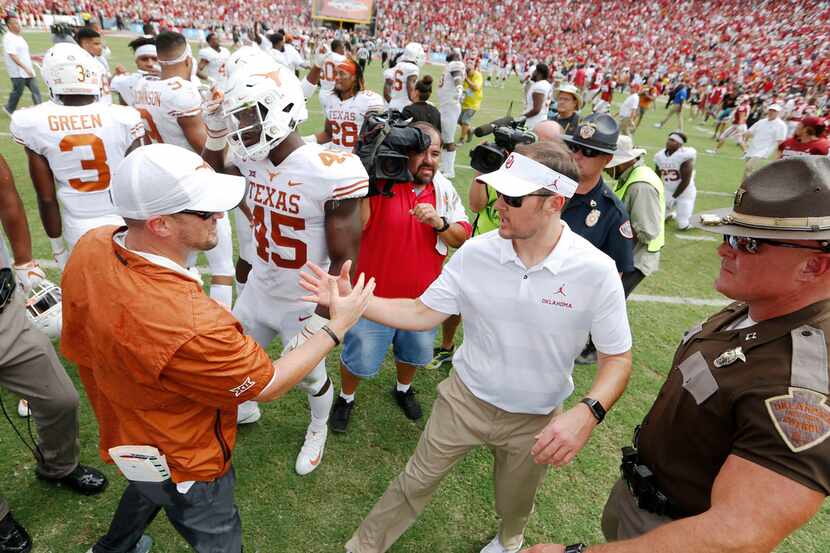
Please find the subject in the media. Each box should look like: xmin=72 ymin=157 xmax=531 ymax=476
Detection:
xmin=476 ymin=152 xmax=579 ymax=199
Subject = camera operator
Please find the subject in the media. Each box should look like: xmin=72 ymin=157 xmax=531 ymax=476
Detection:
xmin=330 ymin=121 xmax=471 ymax=433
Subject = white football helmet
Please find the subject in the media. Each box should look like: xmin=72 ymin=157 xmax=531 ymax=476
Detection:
xmin=220 ymin=53 xmax=308 ymax=161
xmin=41 ymin=43 xmax=102 ymax=101
xmin=25 ymin=280 xmax=62 ymax=340
xmin=401 ymin=42 xmax=426 ymax=67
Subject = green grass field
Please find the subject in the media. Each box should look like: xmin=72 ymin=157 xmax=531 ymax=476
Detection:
xmin=0 ymin=32 xmax=827 ymax=552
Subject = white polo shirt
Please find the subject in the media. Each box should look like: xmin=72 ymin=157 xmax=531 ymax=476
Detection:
xmin=420 ymin=224 xmax=631 ymax=414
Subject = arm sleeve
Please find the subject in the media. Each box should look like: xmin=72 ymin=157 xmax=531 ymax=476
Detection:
xmin=301 ymin=77 xmax=317 ymax=100
xmin=590 ymin=263 xmax=633 ymax=355
xmin=419 ymin=245 xmax=465 ymax=315
xmin=159 ymin=325 xmax=275 ymax=409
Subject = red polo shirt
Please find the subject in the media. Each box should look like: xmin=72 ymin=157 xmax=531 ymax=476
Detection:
xmin=355 ymin=182 xmax=469 ymax=299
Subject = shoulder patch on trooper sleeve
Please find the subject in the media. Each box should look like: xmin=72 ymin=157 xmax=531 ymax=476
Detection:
xmin=619 ymin=220 xmax=634 ymax=239
xmin=764 ymin=326 xmax=830 ymax=453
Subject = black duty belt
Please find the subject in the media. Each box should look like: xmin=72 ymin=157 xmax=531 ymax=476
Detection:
xmin=620 ymin=444 xmax=690 ymax=520
xmin=0 ymin=269 xmax=15 ymax=314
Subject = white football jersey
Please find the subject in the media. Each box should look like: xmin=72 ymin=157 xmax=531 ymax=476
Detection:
xmin=232 ymin=144 xmax=369 ymax=300
xmin=10 ymin=101 xmax=144 ymax=220
xmin=320 ymin=51 xmax=348 ymax=92
xmin=654 ymin=147 xmax=697 ymax=191
xmin=388 ymin=61 xmax=419 ymax=111
xmin=110 ymin=71 xmax=151 ymax=107
xmin=525 ymin=79 xmax=552 ymax=129
xmin=321 ymin=90 xmax=384 ymax=152
xmin=198 ymin=46 xmax=230 ymax=83
xmin=437 ymin=61 xmax=465 ymax=106
xmin=132 ymin=76 xmax=203 ymax=151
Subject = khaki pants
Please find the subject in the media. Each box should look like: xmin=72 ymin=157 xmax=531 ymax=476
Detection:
xmin=743 ymin=157 xmax=767 ymax=180
xmin=601 ymin=479 xmax=673 ymax=541
xmin=0 ymin=289 xmax=81 ymax=520
xmin=346 ymin=372 xmax=558 ymax=553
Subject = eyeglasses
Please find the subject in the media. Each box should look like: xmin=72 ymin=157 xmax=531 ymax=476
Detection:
xmin=566 ymin=142 xmax=603 ymax=158
xmin=723 ymin=234 xmax=830 ymax=254
xmin=177 ymin=209 xmax=216 ymax=220
xmin=496 ymin=191 xmax=553 ymax=208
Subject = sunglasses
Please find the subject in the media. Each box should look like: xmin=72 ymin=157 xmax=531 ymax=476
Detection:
xmin=566 ymin=142 xmax=603 ymax=158
xmin=496 ymin=191 xmax=553 ymax=208
xmin=177 ymin=209 xmax=216 ymax=220
xmin=723 ymin=234 xmax=830 ymax=254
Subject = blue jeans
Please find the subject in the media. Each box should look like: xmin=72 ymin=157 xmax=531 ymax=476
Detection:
xmin=6 ymin=77 xmax=42 ymax=113
xmin=341 ymin=318 xmax=436 ymax=378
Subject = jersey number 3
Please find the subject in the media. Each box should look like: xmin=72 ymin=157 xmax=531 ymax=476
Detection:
xmin=58 ymin=134 xmax=111 ymax=192
xmin=253 ymin=205 xmax=307 ymax=269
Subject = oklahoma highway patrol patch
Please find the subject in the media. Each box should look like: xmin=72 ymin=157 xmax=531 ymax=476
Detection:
xmin=765 ymin=387 xmax=830 ymax=452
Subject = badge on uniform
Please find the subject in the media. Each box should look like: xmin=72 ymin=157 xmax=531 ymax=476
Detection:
xmin=766 ymin=387 xmax=830 ymax=452
xmin=713 ymin=346 xmax=746 ymax=368
xmin=586 ymin=209 xmax=601 ymax=227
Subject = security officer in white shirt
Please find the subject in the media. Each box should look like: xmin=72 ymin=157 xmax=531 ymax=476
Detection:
xmin=301 ymin=141 xmax=634 ymax=553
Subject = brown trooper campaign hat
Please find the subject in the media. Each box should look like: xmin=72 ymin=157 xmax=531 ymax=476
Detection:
xmin=693 ymin=156 xmax=830 ymax=241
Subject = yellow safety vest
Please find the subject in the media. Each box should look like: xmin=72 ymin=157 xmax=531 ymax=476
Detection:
xmin=614 ymin=165 xmax=665 ymax=252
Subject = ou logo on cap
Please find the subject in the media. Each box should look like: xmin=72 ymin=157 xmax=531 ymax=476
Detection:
xmin=505 ymin=154 xmax=515 ymax=168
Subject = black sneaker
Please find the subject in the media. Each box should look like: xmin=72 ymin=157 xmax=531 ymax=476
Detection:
xmin=330 ymin=396 xmax=355 ymax=433
xmin=392 ymin=387 xmax=422 ymax=420
xmin=39 ymin=464 xmax=108 ymax=496
xmin=0 ymin=513 xmax=31 ymax=553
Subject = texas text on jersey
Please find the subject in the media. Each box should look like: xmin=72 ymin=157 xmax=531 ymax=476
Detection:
xmin=132 ymin=76 xmax=202 ymax=149
xmin=320 ymin=89 xmax=384 ymax=152
xmin=232 ymin=144 xmax=369 ymax=299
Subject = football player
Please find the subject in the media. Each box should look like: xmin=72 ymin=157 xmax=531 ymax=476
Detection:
xmin=437 ymin=51 xmax=465 ymax=178
xmin=197 ymin=32 xmax=230 ymax=84
xmin=10 ymin=43 xmax=145 ymax=267
xmin=523 ymin=62 xmax=553 ymax=130
xmin=300 ymin=39 xmax=348 ymax=101
xmin=75 ymin=27 xmax=112 ymax=105
xmin=312 ymin=58 xmax=384 ymax=152
xmin=654 ymin=131 xmax=697 ymax=230
xmin=202 ymin=50 xmax=368 ymax=474
xmin=384 ymin=42 xmax=424 ymax=112
xmin=133 ymin=31 xmax=235 ymax=307
xmin=111 ymin=36 xmax=159 ymax=107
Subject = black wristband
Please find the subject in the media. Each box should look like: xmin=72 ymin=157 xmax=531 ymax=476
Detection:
xmin=321 ymin=325 xmax=340 ymax=346
xmin=564 ymin=544 xmax=587 ymax=553
xmin=434 ymin=216 xmax=450 ymax=233
xmin=580 ymin=397 xmax=606 ymax=424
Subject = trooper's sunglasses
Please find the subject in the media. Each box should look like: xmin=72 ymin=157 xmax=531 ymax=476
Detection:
xmin=723 ymin=234 xmax=830 ymax=254
xmin=566 ymin=142 xmax=603 ymax=158
xmin=496 ymin=191 xmax=553 ymax=208
xmin=177 ymin=209 xmax=215 ymax=220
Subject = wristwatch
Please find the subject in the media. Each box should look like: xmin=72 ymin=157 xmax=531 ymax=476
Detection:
xmin=580 ymin=397 xmax=606 ymax=424
xmin=564 ymin=544 xmax=587 ymax=553
xmin=434 ymin=216 xmax=450 ymax=233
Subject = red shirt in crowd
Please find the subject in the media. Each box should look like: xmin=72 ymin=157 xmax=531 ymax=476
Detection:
xmin=778 ymin=137 xmax=830 ymax=157
xmin=354 ymin=182 xmax=471 ymax=299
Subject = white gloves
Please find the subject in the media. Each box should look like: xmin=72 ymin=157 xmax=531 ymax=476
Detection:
xmin=311 ymin=44 xmax=329 ymax=68
xmin=49 ymin=237 xmax=69 ymax=271
xmin=666 ymin=197 xmax=677 ymax=212
xmin=284 ymin=313 xmax=329 ymax=353
xmin=13 ymin=260 xmax=46 ymax=294
xmin=202 ymin=88 xmax=230 ymax=151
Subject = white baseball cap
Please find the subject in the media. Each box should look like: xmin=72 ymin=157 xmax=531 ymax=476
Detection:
xmin=110 ymin=144 xmax=245 ymax=219
xmin=768 ymin=103 xmax=782 ymax=112
xmin=476 ymin=152 xmax=579 ymax=199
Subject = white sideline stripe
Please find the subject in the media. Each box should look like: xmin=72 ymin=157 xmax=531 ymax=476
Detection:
xmin=675 ymin=234 xmax=718 ymax=242
xmin=34 ymin=258 xmax=727 ymax=306
xmin=629 ymin=294 xmax=730 ymax=307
